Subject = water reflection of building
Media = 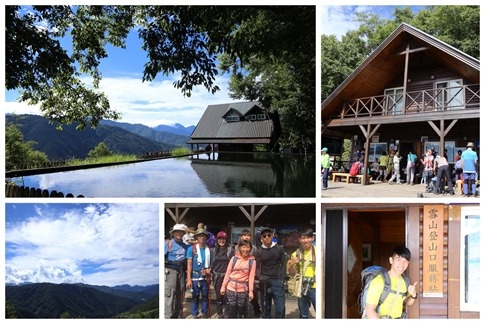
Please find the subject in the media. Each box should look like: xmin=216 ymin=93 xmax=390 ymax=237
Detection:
xmin=190 ymin=152 xmax=316 ymax=197
xmin=190 ymin=159 xmax=278 ymax=197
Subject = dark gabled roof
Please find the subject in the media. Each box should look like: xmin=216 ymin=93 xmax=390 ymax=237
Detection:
xmin=321 ymin=23 xmax=480 ymax=120
xmin=189 ymin=101 xmax=273 ymax=142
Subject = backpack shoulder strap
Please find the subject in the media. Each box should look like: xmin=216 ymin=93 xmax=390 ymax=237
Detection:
xmin=232 ymin=256 xmax=254 ymax=270
xmin=378 ymin=269 xmax=392 ymax=305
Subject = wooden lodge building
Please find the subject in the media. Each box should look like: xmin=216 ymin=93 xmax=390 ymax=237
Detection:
xmin=188 ymin=101 xmax=281 ymax=153
xmin=322 ymin=202 xmax=480 ymax=319
xmin=321 ymin=23 xmax=480 ymax=180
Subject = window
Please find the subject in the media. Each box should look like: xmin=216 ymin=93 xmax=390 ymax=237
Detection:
xmin=226 ymin=112 xmax=240 ymax=122
xmin=247 ymin=114 xmax=256 ymax=121
xmin=368 ymin=143 xmax=387 ymax=162
xmin=257 ymin=114 xmax=266 ymax=120
xmin=460 ymin=206 xmax=480 ymax=311
xmin=384 ymin=87 xmax=404 ymax=115
xmin=436 ymin=79 xmax=464 ymax=110
xmin=424 ymin=141 xmax=455 ymax=163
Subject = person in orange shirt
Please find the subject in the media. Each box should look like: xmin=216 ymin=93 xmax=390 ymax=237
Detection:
xmin=220 ymin=240 xmax=256 ymax=318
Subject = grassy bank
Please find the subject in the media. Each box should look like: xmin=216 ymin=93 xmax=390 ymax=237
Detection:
xmin=65 ymin=154 xmax=140 ymax=166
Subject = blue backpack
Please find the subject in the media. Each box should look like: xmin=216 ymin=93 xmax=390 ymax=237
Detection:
xmin=358 ymin=265 xmax=410 ymax=317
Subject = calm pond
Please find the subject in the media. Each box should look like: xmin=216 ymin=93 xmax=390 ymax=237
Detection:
xmin=13 ymin=153 xmax=316 ymax=198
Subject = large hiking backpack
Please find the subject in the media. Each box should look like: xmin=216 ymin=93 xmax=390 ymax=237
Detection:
xmin=358 ymin=265 xmax=410 ymax=317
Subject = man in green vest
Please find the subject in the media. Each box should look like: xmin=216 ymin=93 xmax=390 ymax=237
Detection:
xmin=321 ymin=147 xmax=331 ymax=190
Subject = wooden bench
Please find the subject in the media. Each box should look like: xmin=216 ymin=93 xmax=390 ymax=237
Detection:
xmin=332 ymin=172 xmax=371 ymax=185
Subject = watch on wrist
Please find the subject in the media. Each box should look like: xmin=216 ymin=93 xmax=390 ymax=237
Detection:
xmin=410 ymin=294 xmax=418 ymax=299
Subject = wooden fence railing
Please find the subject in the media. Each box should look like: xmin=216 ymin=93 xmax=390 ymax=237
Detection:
xmin=5 ymin=184 xmax=84 ymax=198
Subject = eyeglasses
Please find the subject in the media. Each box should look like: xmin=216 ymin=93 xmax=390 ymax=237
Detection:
xmin=262 ymin=234 xmax=273 ymax=238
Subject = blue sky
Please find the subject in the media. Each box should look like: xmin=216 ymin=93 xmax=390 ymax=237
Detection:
xmin=4 ymin=6 xmax=242 ymax=128
xmin=321 ymin=5 xmax=426 ymax=38
xmin=5 ymin=203 xmax=159 ymax=286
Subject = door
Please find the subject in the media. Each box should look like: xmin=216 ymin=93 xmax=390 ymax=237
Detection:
xmin=385 ymin=87 xmax=404 ymax=115
xmin=346 ymin=209 xmax=406 ymax=318
xmin=436 ymin=79 xmax=463 ymax=110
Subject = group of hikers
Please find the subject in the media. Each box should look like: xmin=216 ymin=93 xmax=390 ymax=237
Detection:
xmin=165 ymin=224 xmax=316 ymax=319
xmin=322 ymin=142 xmax=479 ymax=196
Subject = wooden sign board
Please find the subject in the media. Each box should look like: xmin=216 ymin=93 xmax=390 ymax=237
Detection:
xmin=423 ymin=205 xmax=444 ymax=297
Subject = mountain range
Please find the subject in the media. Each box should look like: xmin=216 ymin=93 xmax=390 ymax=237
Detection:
xmin=6 ymin=114 xmax=196 ymax=161
xmin=6 ymin=282 xmax=159 ymax=319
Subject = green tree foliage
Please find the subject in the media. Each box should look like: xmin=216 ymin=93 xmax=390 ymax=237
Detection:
xmin=322 ymin=5 xmax=479 ymax=100
xmin=60 ymin=311 xmax=72 ymax=319
xmin=219 ymin=7 xmax=315 ymax=151
xmin=5 ymin=122 xmax=49 ymax=171
xmin=87 ymin=142 xmax=113 ymax=158
xmin=413 ymin=5 xmax=480 ymax=59
xmin=7 ymin=5 xmax=315 ymax=153
xmin=321 ymin=32 xmax=366 ymax=100
xmin=6 ymin=300 xmax=17 ymax=318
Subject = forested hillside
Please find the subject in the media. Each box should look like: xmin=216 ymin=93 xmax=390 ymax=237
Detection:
xmin=6 ymin=114 xmax=189 ymax=160
xmin=6 ymin=283 xmax=159 ymax=319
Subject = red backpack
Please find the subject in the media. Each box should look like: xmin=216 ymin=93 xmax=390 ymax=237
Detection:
xmin=349 ymin=161 xmax=361 ymax=176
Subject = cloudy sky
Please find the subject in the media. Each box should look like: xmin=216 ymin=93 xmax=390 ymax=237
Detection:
xmin=4 ymin=6 xmax=243 ymax=128
xmin=5 ymin=203 xmax=159 ymax=286
xmin=321 ymin=5 xmax=426 ymax=38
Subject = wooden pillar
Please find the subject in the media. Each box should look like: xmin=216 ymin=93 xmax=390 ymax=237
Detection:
xmin=359 ymin=124 xmax=381 ymax=186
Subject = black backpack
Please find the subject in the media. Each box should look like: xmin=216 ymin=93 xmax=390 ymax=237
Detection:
xmin=358 ymin=265 xmax=410 ymax=317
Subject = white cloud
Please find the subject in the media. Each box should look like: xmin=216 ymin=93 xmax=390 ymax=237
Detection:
xmin=321 ymin=6 xmax=369 ymax=38
xmin=5 ymin=204 xmax=159 ymax=286
xmin=5 ymin=73 xmax=240 ymax=128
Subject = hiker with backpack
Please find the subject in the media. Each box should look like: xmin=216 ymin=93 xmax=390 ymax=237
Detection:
xmin=211 ymin=231 xmax=235 ymax=318
xmin=254 ymin=227 xmax=287 ymax=318
xmin=287 ymin=228 xmax=316 ymax=319
xmin=239 ymin=229 xmax=262 ymax=318
xmin=220 ymin=239 xmax=256 ymax=318
xmin=164 ymin=224 xmax=190 ymax=319
xmin=361 ymin=246 xmax=418 ymax=319
xmin=186 ymin=228 xmax=212 ymax=318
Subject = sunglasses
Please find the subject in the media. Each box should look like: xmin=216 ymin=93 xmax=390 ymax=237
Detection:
xmin=262 ymin=233 xmax=273 ymax=238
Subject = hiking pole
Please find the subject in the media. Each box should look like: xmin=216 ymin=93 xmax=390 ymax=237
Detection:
xmin=205 ymin=273 xmax=212 ymax=319
xmin=180 ymin=270 xmax=186 ymax=319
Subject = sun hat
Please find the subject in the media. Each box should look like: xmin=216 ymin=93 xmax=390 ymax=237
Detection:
xmin=170 ymin=224 xmax=187 ymax=233
xmin=467 ymin=142 xmax=474 ymax=148
xmin=193 ymin=228 xmax=209 ymax=238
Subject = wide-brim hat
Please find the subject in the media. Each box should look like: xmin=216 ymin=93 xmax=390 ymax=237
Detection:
xmin=170 ymin=224 xmax=186 ymax=233
xmin=467 ymin=142 xmax=474 ymax=148
xmin=193 ymin=228 xmax=209 ymax=238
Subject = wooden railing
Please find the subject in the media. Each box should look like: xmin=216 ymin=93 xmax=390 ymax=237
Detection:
xmin=5 ymin=184 xmax=84 ymax=198
xmin=337 ymin=84 xmax=479 ymax=119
